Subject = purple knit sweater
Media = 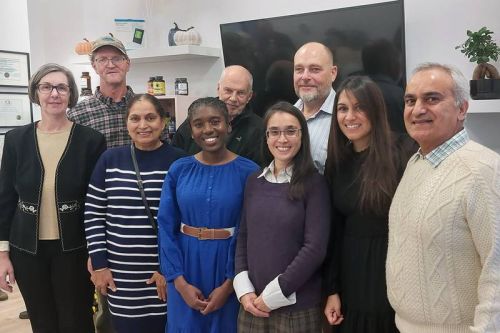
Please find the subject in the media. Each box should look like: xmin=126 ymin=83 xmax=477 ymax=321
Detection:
xmin=235 ymin=171 xmax=331 ymax=312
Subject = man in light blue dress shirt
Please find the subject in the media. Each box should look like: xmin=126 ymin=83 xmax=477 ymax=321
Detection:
xmin=293 ymin=42 xmax=338 ymax=174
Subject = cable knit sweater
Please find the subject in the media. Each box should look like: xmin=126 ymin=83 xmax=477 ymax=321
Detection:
xmin=387 ymin=140 xmax=500 ymax=333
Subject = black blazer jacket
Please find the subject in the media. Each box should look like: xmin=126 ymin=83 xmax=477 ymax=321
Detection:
xmin=0 ymin=122 xmax=106 ymax=254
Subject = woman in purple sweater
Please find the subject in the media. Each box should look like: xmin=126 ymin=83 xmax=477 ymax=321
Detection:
xmin=234 ymin=101 xmax=338 ymax=332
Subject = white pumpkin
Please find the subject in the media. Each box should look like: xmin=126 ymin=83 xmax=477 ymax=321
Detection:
xmin=174 ymin=27 xmax=202 ymax=46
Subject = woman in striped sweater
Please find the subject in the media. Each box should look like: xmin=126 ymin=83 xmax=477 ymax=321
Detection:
xmin=84 ymin=94 xmax=185 ymax=333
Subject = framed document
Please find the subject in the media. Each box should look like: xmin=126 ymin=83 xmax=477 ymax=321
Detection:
xmin=0 ymin=92 xmax=33 ymax=127
xmin=0 ymin=50 xmax=30 ymax=87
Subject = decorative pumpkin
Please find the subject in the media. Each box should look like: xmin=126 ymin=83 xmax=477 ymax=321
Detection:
xmin=75 ymin=38 xmax=92 ymax=55
xmin=174 ymin=27 xmax=202 ymax=46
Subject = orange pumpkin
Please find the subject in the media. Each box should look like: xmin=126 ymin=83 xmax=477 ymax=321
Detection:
xmin=75 ymin=38 xmax=92 ymax=55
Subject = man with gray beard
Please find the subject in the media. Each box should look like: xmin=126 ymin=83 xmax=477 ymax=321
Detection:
xmin=293 ymin=42 xmax=337 ymax=174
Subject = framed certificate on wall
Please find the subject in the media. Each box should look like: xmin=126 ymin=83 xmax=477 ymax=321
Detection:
xmin=0 ymin=50 xmax=30 ymax=87
xmin=0 ymin=92 xmax=33 ymax=127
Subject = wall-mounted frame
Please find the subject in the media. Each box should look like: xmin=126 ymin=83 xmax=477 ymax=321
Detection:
xmin=0 ymin=92 xmax=33 ymax=127
xmin=0 ymin=50 xmax=30 ymax=87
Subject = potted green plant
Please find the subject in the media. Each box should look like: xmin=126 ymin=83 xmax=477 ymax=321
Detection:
xmin=456 ymin=26 xmax=500 ymax=99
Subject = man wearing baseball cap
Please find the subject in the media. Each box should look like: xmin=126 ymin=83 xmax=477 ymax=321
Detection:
xmin=68 ymin=34 xmax=133 ymax=333
xmin=68 ymin=34 xmax=134 ymax=148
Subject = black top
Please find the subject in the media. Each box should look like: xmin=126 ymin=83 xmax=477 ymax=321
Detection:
xmin=325 ymin=135 xmax=416 ymax=333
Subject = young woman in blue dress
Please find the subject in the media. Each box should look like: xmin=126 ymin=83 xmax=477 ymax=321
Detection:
xmin=158 ymin=97 xmax=259 ymax=333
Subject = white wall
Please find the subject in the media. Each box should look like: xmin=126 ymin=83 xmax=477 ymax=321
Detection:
xmin=5 ymin=0 xmax=500 ymax=152
xmin=1 ymin=0 xmax=30 ymax=94
xmin=1 ymin=0 xmax=30 ymax=52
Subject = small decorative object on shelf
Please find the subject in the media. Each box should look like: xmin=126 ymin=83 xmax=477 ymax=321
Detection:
xmin=456 ymin=26 xmax=500 ymax=100
xmin=171 ymin=25 xmax=202 ymax=46
xmin=75 ymin=38 xmax=93 ymax=55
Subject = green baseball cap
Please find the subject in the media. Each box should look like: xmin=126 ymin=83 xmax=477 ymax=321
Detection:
xmin=91 ymin=35 xmax=127 ymax=56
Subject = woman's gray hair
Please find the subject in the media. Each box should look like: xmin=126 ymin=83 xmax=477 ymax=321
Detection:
xmin=28 ymin=63 xmax=79 ymax=108
xmin=412 ymin=62 xmax=469 ymax=107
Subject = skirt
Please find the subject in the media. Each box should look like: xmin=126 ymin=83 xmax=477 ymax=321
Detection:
xmin=238 ymin=305 xmax=322 ymax=333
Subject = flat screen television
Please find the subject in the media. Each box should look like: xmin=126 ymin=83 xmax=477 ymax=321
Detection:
xmin=220 ymin=0 xmax=406 ymax=122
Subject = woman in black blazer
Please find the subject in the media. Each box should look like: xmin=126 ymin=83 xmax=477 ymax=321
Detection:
xmin=0 ymin=63 xmax=106 ymax=333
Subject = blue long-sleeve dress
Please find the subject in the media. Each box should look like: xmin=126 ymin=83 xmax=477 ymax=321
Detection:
xmin=158 ymin=155 xmax=258 ymax=333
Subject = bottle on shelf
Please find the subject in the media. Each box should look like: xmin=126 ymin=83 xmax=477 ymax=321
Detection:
xmin=153 ymin=76 xmax=166 ymax=96
xmin=80 ymin=71 xmax=92 ymax=97
xmin=175 ymin=78 xmax=189 ymax=95
xmin=147 ymin=77 xmax=155 ymax=95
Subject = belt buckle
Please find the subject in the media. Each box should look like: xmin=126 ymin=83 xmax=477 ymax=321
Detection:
xmin=197 ymin=227 xmax=207 ymax=240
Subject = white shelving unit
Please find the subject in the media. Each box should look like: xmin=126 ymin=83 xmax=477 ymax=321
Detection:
xmin=129 ymin=45 xmax=221 ymax=63
xmin=73 ymin=45 xmax=221 ymax=65
xmin=465 ymin=99 xmax=500 ymax=154
xmin=467 ymin=99 xmax=500 ymax=114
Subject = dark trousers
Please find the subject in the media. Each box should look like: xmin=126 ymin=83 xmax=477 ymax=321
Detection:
xmin=10 ymin=240 xmax=95 ymax=333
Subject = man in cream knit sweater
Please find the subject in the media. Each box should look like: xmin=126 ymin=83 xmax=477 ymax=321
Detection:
xmin=387 ymin=63 xmax=500 ymax=332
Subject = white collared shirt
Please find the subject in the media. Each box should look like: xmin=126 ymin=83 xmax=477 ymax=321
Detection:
xmin=294 ymin=88 xmax=335 ymax=175
xmin=258 ymin=160 xmax=293 ymax=183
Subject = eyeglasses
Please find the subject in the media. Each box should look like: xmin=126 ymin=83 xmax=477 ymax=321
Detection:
xmin=94 ymin=56 xmax=127 ymax=66
xmin=266 ymin=128 xmax=301 ymax=138
xmin=37 ymin=83 xmax=70 ymax=95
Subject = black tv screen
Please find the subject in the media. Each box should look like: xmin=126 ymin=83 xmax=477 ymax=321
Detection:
xmin=220 ymin=0 xmax=405 ymax=120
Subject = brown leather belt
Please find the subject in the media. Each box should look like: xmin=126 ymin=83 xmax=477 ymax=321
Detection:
xmin=180 ymin=223 xmax=234 ymax=240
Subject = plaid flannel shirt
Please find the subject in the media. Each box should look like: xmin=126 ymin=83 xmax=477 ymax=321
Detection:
xmin=412 ymin=128 xmax=469 ymax=168
xmin=67 ymin=86 xmax=135 ymax=148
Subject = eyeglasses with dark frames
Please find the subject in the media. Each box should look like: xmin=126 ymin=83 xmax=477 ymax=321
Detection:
xmin=37 ymin=83 xmax=70 ymax=95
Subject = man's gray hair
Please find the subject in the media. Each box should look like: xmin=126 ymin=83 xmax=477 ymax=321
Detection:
xmin=412 ymin=62 xmax=469 ymax=107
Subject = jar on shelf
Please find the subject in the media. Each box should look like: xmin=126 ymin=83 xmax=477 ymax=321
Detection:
xmin=153 ymin=76 xmax=166 ymax=96
xmin=175 ymin=78 xmax=189 ymax=95
xmin=147 ymin=77 xmax=155 ymax=95
xmin=80 ymin=71 xmax=92 ymax=96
